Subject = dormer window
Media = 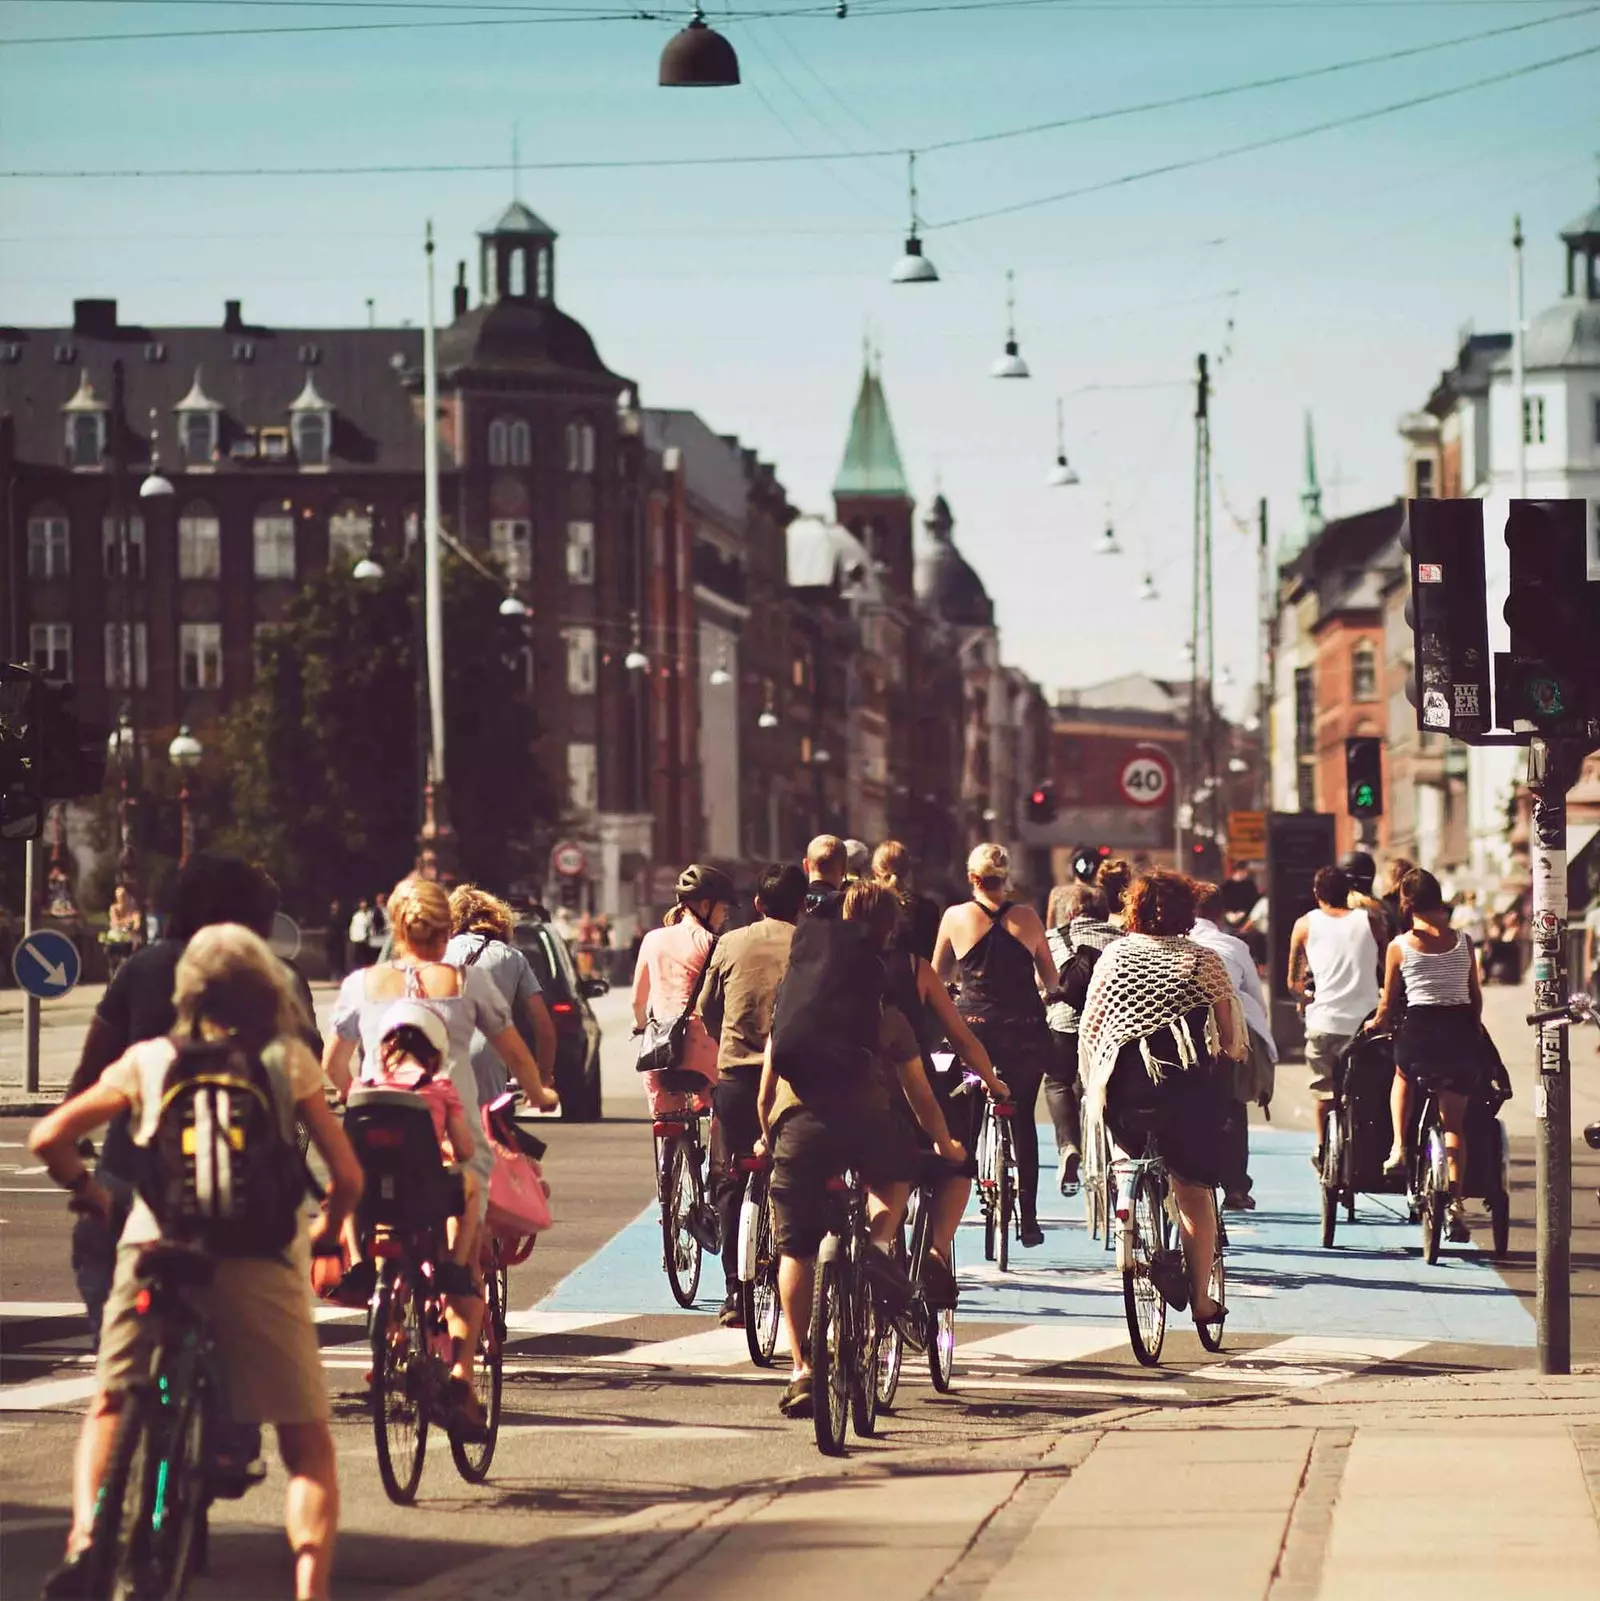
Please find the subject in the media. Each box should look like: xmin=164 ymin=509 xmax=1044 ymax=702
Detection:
xmin=61 ymin=370 xmax=108 ymax=467
xmin=174 ymin=366 xmax=222 ymax=466
xmin=289 ymin=371 xmax=333 ymax=468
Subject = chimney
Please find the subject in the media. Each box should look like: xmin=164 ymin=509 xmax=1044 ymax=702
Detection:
xmin=452 ymin=261 xmax=468 ymax=321
xmin=223 ymin=299 xmax=243 ymax=332
xmin=72 ymin=299 xmax=118 ymax=339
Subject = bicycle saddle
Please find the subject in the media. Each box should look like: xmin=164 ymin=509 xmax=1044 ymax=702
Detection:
xmin=135 ymin=1242 xmax=217 ymax=1288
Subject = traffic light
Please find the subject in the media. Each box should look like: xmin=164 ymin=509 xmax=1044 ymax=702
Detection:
xmin=1026 ymin=783 xmax=1058 ymax=824
xmin=36 ymin=682 xmax=107 ymax=802
xmin=1402 ymin=499 xmax=1490 ymax=741
xmin=1344 ymin=736 xmax=1383 ymax=819
xmin=0 ymin=664 xmax=43 ymax=840
xmin=1071 ymin=843 xmax=1108 ymax=884
xmin=1188 ymin=838 xmax=1223 ymax=877
xmin=1497 ymin=500 xmax=1599 ymax=733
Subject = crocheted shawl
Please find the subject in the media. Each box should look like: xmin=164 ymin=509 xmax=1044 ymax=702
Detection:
xmin=1078 ymin=933 xmax=1241 ymax=1140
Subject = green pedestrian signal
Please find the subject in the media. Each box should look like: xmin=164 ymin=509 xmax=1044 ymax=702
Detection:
xmin=1344 ymin=737 xmax=1383 ymax=820
xmin=1353 ymin=782 xmax=1375 ymax=811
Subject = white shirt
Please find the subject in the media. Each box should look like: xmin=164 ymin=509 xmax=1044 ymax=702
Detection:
xmin=1303 ymin=907 xmax=1381 ymax=1035
xmin=1451 ymin=903 xmax=1487 ymax=944
xmin=1190 ymin=918 xmax=1277 ymax=1062
xmin=347 ymin=908 xmax=372 ymax=944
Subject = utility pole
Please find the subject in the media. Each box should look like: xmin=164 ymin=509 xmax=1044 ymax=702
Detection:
xmin=1512 ymin=215 xmax=1527 ymax=500
xmin=1187 ymin=353 xmax=1216 ymax=861
xmin=1257 ymin=495 xmax=1272 ymax=814
xmin=23 ymin=834 xmax=40 ymax=1095
xmin=1528 ymin=736 xmax=1581 ymax=1374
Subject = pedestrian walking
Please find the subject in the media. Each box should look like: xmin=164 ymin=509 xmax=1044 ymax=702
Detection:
xmin=346 ymin=898 xmax=373 ymax=973
xmin=325 ymin=898 xmax=345 ymax=982
xmin=367 ymin=890 xmax=390 ymax=962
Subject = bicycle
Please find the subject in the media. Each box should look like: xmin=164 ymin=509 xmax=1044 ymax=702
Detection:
xmin=810 ymin=1169 xmax=885 ymax=1457
xmin=875 ymin=1153 xmax=958 ymax=1411
xmin=735 ymin=1154 xmax=781 ymax=1367
xmin=1082 ymin=1115 xmax=1114 ymax=1251
xmin=651 ymin=1069 xmax=719 ymax=1309
xmin=968 ymin=1075 xmax=1018 ymax=1272
xmin=1112 ymin=1138 xmax=1227 ymax=1366
xmin=345 ymin=1088 xmax=504 ymax=1505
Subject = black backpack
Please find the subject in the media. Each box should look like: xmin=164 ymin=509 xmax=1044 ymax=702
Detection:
xmin=1058 ymin=940 xmax=1105 ymax=1014
xmin=143 ymin=1039 xmax=311 ymax=1258
xmin=769 ymin=918 xmax=884 ymax=1096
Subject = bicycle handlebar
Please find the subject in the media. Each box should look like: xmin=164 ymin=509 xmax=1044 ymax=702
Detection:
xmin=1527 ymin=995 xmax=1596 ymax=1028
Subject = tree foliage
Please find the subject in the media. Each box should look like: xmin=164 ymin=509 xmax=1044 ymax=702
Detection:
xmin=213 ymin=551 xmax=551 ymax=915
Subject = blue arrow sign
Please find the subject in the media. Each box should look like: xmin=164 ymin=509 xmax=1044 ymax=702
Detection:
xmin=13 ymin=928 xmax=82 ymax=1000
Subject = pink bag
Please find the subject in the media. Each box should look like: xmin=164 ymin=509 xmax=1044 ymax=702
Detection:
xmin=482 ymin=1108 xmax=552 ymax=1240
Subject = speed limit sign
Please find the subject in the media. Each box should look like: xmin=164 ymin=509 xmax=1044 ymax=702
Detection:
xmin=1120 ymin=752 xmax=1171 ymax=808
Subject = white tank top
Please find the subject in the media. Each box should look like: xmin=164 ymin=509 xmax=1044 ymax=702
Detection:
xmin=1399 ymin=933 xmax=1472 ymax=1007
xmin=1304 ymin=908 xmax=1380 ymax=1034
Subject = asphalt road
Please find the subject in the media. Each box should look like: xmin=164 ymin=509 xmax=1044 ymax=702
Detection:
xmin=2 ymin=978 xmax=1598 ymax=1599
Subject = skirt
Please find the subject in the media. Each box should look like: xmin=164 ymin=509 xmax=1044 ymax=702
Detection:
xmin=1395 ymin=1004 xmax=1486 ymax=1096
xmin=1103 ymin=1046 xmax=1229 ymax=1187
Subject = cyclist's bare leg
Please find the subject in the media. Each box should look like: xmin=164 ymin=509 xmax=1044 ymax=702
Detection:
xmin=446 ymin=1190 xmax=486 ymax=1385
xmin=65 ymin=1391 xmax=122 ymax=1553
xmin=929 ymin=1174 xmax=971 ymax=1262
xmin=778 ymin=1253 xmax=814 ymax=1376
xmin=1439 ymin=1089 xmax=1469 ymax=1198
xmin=278 ymin=1419 xmax=339 ymax=1601
xmin=865 ymin=1181 xmax=909 ymax=1246
xmin=1389 ymin=1069 xmax=1413 ymax=1164
xmin=1171 ymin=1176 xmax=1221 ymax=1319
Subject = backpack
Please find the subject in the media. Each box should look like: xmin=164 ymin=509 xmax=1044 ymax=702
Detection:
xmin=1058 ymin=940 xmax=1104 ymax=1015
xmin=768 ymin=918 xmax=884 ymax=1096
xmin=143 ymin=1039 xmax=312 ymax=1258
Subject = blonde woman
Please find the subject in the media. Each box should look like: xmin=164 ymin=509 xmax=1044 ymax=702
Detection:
xmin=933 ymin=844 xmax=1059 ymax=1246
xmin=324 ymin=877 xmax=555 ymax=1426
xmin=445 ymin=885 xmax=558 ymax=1109
xmin=31 ymin=925 xmax=362 ymax=1601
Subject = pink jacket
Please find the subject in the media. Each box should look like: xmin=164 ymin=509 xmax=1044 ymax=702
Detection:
xmin=633 ymin=920 xmax=718 ymax=1081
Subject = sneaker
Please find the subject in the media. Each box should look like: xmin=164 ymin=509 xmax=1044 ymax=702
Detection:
xmin=863 ymin=1242 xmax=916 ymax=1309
xmin=40 ymin=1551 xmax=96 ymax=1599
xmin=1222 ymin=1192 xmax=1256 ymax=1212
xmin=1057 ymin=1151 xmax=1081 ymax=1198
xmin=686 ymin=1204 xmax=720 ymax=1253
xmin=921 ymin=1254 xmax=958 ymax=1309
xmin=717 ymin=1293 xmax=744 ymax=1329
xmin=1448 ymin=1204 xmax=1471 ymax=1244
xmin=1019 ymin=1220 xmax=1046 ymax=1248
xmin=331 ymin=1257 xmax=377 ymax=1307
xmin=208 ymin=1452 xmax=268 ymax=1500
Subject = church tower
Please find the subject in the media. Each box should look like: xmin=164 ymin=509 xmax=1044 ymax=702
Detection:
xmin=832 ymin=353 xmax=914 ymax=600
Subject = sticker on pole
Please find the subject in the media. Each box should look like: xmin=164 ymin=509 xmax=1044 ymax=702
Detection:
xmin=12 ymin=928 xmax=81 ymax=1000
xmin=1421 ymin=689 xmax=1450 ymax=729
xmin=1119 ymin=752 xmax=1171 ymax=808
xmin=1417 ymin=563 xmax=1443 ymax=584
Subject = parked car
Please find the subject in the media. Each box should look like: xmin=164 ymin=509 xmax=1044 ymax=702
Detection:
xmin=514 ymin=918 xmax=606 ymax=1121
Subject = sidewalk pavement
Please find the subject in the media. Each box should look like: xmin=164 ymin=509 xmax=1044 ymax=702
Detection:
xmin=396 ymin=1368 xmax=1600 ymax=1601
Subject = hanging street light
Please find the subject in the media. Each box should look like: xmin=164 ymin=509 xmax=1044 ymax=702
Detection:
xmin=659 ymin=5 xmax=740 ymax=87
xmin=499 ymin=594 xmax=528 ymax=618
xmin=353 ymin=555 xmax=385 ymax=583
xmin=709 ymin=661 xmax=733 ymax=687
xmin=1096 ymin=520 xmax=1122 ymax=557
xmin=140 ymin=408 xmax=174 ymax=499
xmin=891 ymin=152 xmax=938 ymax=284
xmin=1137 ymin=572 xmax=1159 ymax=601
xmin=1047 ymin=396 xmax=1078 ymax=486
xmin=990 ymin=269 xmax=1030 ymax=379
xmin=758 ymin=707 xmax=779 ymax=730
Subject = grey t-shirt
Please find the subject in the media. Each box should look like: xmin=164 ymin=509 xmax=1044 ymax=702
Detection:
xmin=444 ymin=933 xmax=543 ymax=1105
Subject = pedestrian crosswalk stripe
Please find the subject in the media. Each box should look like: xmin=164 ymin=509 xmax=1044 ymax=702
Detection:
xmin=503 ymin=1309 xmax=636 ymax=1336
xmin=0 ymin=1375 xmax=99 ymax=1411
xmin=605 ymin=1327 xmax=790 ymax=1369
xmin=0 ymin=1301 xmax=91 ymax=1319
xmin=1195 ymin=1335 xmax=1424 ymax=1388
xmin=958 ymin=1324 xmax=1127 ymax=1365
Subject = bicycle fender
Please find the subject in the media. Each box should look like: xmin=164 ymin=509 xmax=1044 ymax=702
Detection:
xmin=737 ymin=1194 xmax=761 ymax=1282
xmin=816 ymin=1234 xmax=842 ymax=1270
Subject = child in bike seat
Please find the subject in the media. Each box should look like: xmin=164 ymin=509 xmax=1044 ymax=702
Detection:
xmin=368 ymin=1000 xmax=482 ymax=1296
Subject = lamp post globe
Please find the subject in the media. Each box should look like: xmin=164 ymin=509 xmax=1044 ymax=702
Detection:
xmin=168 ymin=726 xmax=202 ymax=770
xmin=659 ymin=6 xmax=740 ymax=86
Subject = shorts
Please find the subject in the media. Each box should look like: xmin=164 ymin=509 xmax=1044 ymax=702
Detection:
xmin=769 ymin=1104 xmax=918 ymax=1258
xmin=1395 ymin=1005 xmax=1487 ymax=1097
xmin=98 ymin=1239 xmax=329 ymax=1425
xmin=1304 ymin=1032 xmax=1354 ymax=1101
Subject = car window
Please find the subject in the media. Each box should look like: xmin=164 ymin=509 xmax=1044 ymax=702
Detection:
xmin=547 ymin=927 xmax=582 ymax=993
xmin=514 ymin=924 xmax=559 ymax=992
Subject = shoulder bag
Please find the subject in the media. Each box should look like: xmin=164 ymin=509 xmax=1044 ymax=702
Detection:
xmin=635 ymin=923 xmax=717 ymax=1076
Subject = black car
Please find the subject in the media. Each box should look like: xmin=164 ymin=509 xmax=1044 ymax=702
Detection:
xmin=514 ymin=919 xmax=606 ymax=1121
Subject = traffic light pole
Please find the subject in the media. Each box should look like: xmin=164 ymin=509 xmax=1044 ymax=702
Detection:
xmin=22 ymin=833 xmax=41 ymax=1096
xmin=1527 ymin=735 xmax=1581 ymax=1375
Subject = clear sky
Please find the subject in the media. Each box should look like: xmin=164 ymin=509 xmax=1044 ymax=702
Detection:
xmin=4 ymin=0 xmax=1598 ymax=719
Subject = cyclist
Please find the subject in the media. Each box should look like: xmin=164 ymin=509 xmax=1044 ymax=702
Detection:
xmin=1096 ymin=856 xmax=1135 ymax=929
xmin=1365 ymin=868 xmax=1486 ymax=1242
xmin=871 ymin=839 xmax=942 ymax=962
xmin=1043 ymin=881 xmax=1121 ymax=1197
xmin=802 ymin=834 xmax=848 ymax=918
xmin=444 ymin=885 xmax=557 ymax=1109
xmin=697 ymin=862 xmax=807 ymax=1327
xmin=1078 ymin=870 xmax=1245 ymax=1321
xmin=759 ymin=881 xmax=966 ymax=1418
xmin=30 ymin=924 xmax=363 ymax=1601
xmin=633 ymin=863 xmax=735 ymax=1122
xmin=933 ymin=844 xmax=1058 ymax=1248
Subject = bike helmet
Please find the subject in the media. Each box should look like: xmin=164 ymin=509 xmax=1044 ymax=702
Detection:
xmin=675 ymin=863 xmax=736 ymax=907
xmin=1339 ymin=850 xmax=1377 ymax=893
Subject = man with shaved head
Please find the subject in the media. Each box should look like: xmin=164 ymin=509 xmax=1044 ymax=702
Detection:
xmin=803 ymin=834 xmax=846 ymax=919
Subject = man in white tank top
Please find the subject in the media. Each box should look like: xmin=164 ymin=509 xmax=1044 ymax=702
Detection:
xmin=1288 ymin=864 xmax=1388 ymax=1161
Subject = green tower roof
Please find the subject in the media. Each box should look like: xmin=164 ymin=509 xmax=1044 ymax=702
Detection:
xmin=833 ymin=363 xmax=910 ymax=499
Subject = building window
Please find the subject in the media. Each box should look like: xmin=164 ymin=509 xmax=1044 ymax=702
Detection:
xmin=1523 ymin=396 xmax=1546 ymax=446
xmin=567 ymin=742 xmax=597 ymax=813
xmin=104 ymin=623 xmax=149 ymax=689
xmin=1351 ymin=640 xmax=1377 ymax=702
xmin=328 ymin=507 xmax=373 ymax=567
xmin=565 ymin=420 xmax=595 ymax=474
xmin=30 ymin=623 xmax=72 ymax=681
xmin=67 ymin=413 xmax=104 ymax=467
xmin=1293 ymin=666 xmax=1315 ymax=757
xmin=536 ymin=248 xmax=551 ymax=300
xmin=1593 ymin=395 xmax=1600 ymax=446
xmin=27 ymin=514 xmax=71 ymax=579
xmin=293 ymin=410 xmax=329 ymax=467
xmin=259 ymin=427 xmax=289 ymax=461
xmin=509 ymin=419 xmax=531 ymax=466
xmin=565 ymin=627 xmax=597 ymax=695
xmin=177 ymin=508 xmax=221 ymax=579
xmin=509 ymin=248 xmax=527 ymax=298
xmin=1296 ymin=761 xmax=1316 ymax=814
xmin=515 ymin=644 xmax=535 ymax=694
xmin=253 ymin=511 xmax=297 ymax=580
xmin=1413 ymin=458 xmax=1434 ymax=499
xmin=565 ymin=520 xmax=595 ymax=584
xmin=488 ymin=418 xmax=509 ymax=466
xmin=102 ymin=515 xmax=146 ymax=579
xmin=179 ymin=623 xmax=224 ymax=690
xmin=181 ymin=410 xmax=216 ymax=464
xmin=487 ymin=418 xmax=532 ymax=468
xmin=490 ymin=519 xmax=533 ymax=583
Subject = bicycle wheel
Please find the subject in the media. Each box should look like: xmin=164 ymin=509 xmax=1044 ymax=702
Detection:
xmin=140 ymin=1373 xmax=209 ymax=1600
xmin=996 ymin=1123 xmax=1014 ymax=1275
xmin=662 ymin=1137 xmax=703 ymax=1309
xmin=1490 ymin=1191 xmax=1510 ymax=1258
xmin=742 ymin=1177 xmax=781 ymax=1368
xmin=1319 ymin=1133 xmax=1340 ymax=1249
xmin=849 ymin=1256 xmax=880 ymax=1439
xmin=1123 ymin=1171 xmax=1168 ymax=1367
xmin=1422 ymin=1186 xmax=1445 ymax=1265
xmin=372 ymin=1270 xmax=429 ymax=1505
xmin=810 ymin=1250 xmax=848 ymax=1457
xmin=449 ymin=1268 xmax=503 ymax=1484
xmin=1195 ymin=1193 xmax=1227 ymax=1354
xmin=83 ymin=1387 xmax=151 ymax=1600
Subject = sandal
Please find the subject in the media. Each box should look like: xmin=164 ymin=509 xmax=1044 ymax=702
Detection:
xmin=778 ymin=1372 xmax=813 ymax=1418
xmin=1149 ymin=1249 xmax=1190 ymax=1313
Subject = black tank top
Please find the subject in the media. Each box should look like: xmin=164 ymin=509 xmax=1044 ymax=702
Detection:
xmin=954 ymin=901 xmax=1046 ymax=1026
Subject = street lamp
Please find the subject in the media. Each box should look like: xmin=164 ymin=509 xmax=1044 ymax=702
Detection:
xmin=758 ymin=707 xmax=779 ymax=730
xmin=498 ymin=594 xmax=528 ymax=618
xmin=1137 ymin=572 xmax=1159 ymax=602
xmin=1095 ymin=522 xmax=1122 ymax=557
xmin=140 ymin=409 xmax=174 ymax=500
xmin=891 ymin=153 xmax=939 ymax=284
xmin=659 ymin=5 xmax=740 ymax=86
xmin=168 ymin=725 xmax=202 ymax=867
xmin=106 ymin=709 xmax=138 ymax=886
xmin=353 ymin=555 xmax=385 ymax=584
xmin=1047 ymin=397 xmax=1079 ymax=486
xmin=990 ymin=270 xmax=1030 ymax=379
